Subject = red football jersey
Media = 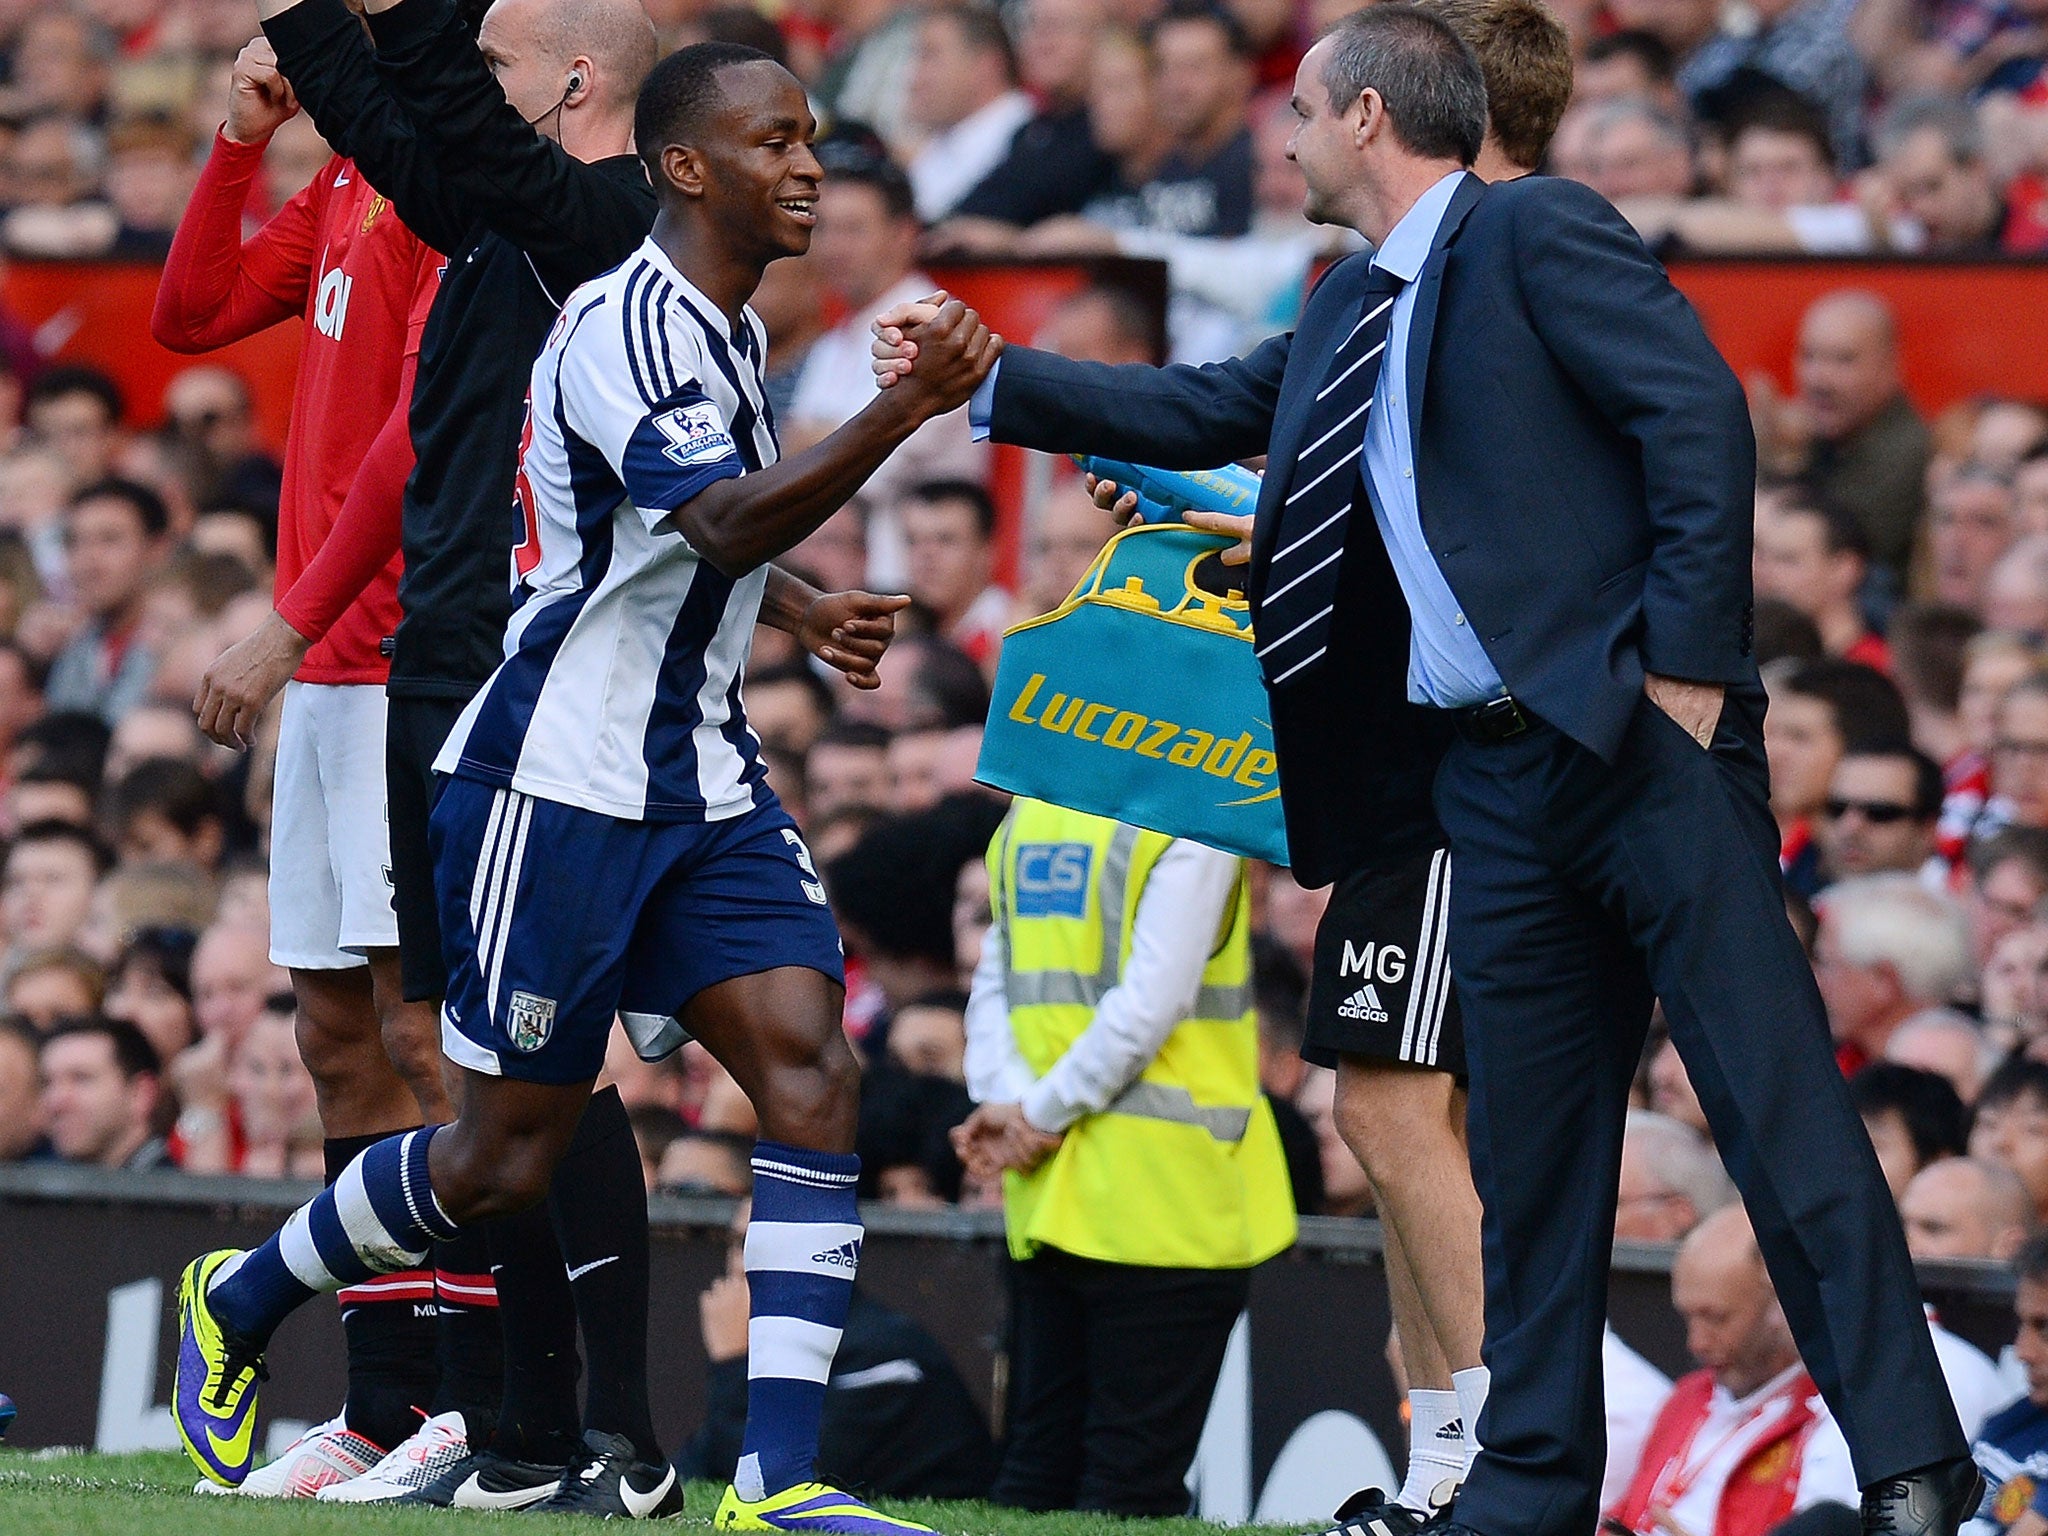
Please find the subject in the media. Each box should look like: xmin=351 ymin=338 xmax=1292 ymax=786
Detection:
xmin=159 ymin=137 xmax=440 ymax=684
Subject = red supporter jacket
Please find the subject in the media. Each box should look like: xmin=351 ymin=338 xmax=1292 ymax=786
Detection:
xmin=1609 ymin=1369 xmax=1825 ymax=1536
xmin=152 ymin=132 xmax=442 ymax=685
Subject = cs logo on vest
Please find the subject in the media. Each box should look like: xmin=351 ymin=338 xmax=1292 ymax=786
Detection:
xmin=1002 ymin=672 xmax=1281 ymax=807
xmin=1015 ymin=843 xmax=1093 ymax=917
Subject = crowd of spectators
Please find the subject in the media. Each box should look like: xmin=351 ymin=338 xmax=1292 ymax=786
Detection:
xmin=0 ymin=0 xmax=2041 ymax=1372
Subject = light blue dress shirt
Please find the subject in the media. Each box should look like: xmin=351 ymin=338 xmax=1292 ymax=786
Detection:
xmin=1363 ymin=170 xmax=1504 ymax=709
xmin=968 ymin=171 xmax=1504 ymax=708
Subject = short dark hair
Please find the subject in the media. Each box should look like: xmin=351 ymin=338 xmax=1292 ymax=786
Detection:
xmin=1968 ymin=825 xmax=2048 ymax=889
xmin=15 ymin=711 xmax=111 ymax=793
xmin=28 ymin=364 xmax=123 ymax=423
xmin=116 ymin=926 xmax=196 ymax=1001
xmin=826 ymin=794 xmax=1008 ymax=964
xmin=634 ymin=42 xmax=781 ymax=177
xmin=695 ymin=6 xmax=789 ymax=64
xmin=0 ymin=1013 xmax=38 ymax=1071
xmin=1851 ymin=1062 xmax=1967 ymax=1165
xmin=1417 ymin=0 xmax=1572 ymax=169
xmin=813 ymin=718 xmax=893 ymax=752
xmin=816 ymin=130 xmax=918 ymax=222
xmin=1148 ymin=0 xmax=1254 ymax=60
xmin=43 ymin=1014 xmax=161 ymax=1080
xmin=748 ymin=662 xmax=835 ymax=720
xmin=1780 ymin=657 xmax=1911 ymax=751
xmin=1581 ymin=28 xmax=1676 ymax=83
xmin=1835 ymin=744 xmax=1946 ymax=819
xmin=7 ymin=818 xmax=112 ymax=877
xmin=1054 ymin=283 xmax=1165 ymax=363
xmin=1728 ymin=85 xmax=1837 ymax=173
xmin=1777 ymin=498 xmax=1870 ymax=562
xmin=1252 ymin=934 xmax=1307 ymax=1049
xmin=924 ymin=5 xmax=1018 ymax=85
xmin=1889 ymin=603 xmax=1980 ymax=714
xmin=68 ymin=477 xmax=169 ymax=539
xmin=2017 ymin=1229 xmax=2048 ymax=1285
xmin=902 ymin=478 xmax=997 ymax=539
xmin=902 ymin=635 xmax=990 ymax=727
xmin=104 ymin=757 xmax=222 ymax=841
xmin=1979 ymin=1056 xmax=2048 ymax=1120
xmin=1319 ymin=5 xmax=1488 ymax=167
xmin=1752 ymin=596 xmax=1823 ymax=668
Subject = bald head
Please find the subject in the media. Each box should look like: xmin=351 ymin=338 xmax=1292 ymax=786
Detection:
xmin=480 ymin=0 xmax=656 ymax=156
xmin=1672 ymin=1205 xmax=1800 ymax=1396
xmin=1806 ymin=290 xmax=1898 ymax=353
xmin=1797 ymin=291 xmax=1903 ymax=442
xmin=1678 ymin=1202 xmax=1764 ymax=1276
xmin=1902 ymin=1156 xmax=2036 ymax=1261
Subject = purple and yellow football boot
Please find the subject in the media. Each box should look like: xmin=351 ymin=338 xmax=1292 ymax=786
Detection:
xmin=174 ymin=1250 xmax=268 ymax=1487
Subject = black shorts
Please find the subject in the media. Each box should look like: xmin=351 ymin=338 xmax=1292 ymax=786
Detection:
xmin=386 ymin=693 xmax=470 ymax=1004
xmin=1302 ymin=846 xmax=1464 ymax=1078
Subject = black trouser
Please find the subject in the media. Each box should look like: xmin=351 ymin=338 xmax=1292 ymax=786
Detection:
xmin=1434 ymin=681 xmax=1967 ymax=1536
xmin=992 ymin=1246 xmax=1249 ymax=1517
xmin=386 ymin=693 xmax=470 ymax=1004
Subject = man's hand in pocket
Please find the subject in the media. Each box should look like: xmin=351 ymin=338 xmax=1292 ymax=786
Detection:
xmin=1645 ymin=674 xmax=1725 ymax=747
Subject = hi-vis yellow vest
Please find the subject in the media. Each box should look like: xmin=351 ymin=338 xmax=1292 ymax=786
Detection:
xmin=990 ymin=799 xmax=1296 ymax=1269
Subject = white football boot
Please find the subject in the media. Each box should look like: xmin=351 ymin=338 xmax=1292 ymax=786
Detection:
xmin=317 ymin=1410 xmax=470 ymax=1503
xmin=193 ymin=1412 xmax=382 ymax=1498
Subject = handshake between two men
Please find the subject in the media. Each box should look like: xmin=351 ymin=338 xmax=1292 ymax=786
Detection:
xmin=871 ymin=294 xmax=1264 ymax=567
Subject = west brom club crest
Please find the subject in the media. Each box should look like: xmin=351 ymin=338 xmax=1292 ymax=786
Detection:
xmin=507 ymin=990 xmax=558 ymax=1053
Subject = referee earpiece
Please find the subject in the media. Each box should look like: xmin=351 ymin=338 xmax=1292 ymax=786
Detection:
xmin=567 ymin=70 xmax=585 ymax=96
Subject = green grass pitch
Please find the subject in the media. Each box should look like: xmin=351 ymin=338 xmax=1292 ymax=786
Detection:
xmin=0 ymin=1451 xmax=1290 ymax=1536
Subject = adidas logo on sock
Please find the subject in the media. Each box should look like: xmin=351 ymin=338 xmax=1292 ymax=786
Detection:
xmin=812 ymin=1238 xmax=862 ymax=1268
xmin=1435 ymin=1418 xmax=1464 ymax=1440
xmin=1338 ymin=984 xmax=1390 ymax=1023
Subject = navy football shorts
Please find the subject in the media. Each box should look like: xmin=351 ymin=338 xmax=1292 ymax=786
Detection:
xmin=430 ymin=777 xmax=844 ymax=1084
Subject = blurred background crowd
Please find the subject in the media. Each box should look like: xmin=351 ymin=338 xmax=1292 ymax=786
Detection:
xmin=0 ymin=0 xmax=2042 ymax=1334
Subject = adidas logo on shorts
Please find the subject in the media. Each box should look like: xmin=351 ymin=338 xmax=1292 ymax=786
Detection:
xmin=1338 ymin=984 xmax=1390 ymax=1023
xmin=812 ymin=1238 xmax=862 ymax=1269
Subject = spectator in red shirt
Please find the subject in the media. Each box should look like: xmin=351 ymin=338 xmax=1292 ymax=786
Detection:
xmin=898 ymin=480 xmax=1011 ymax=672
xmin=44 ymin=479 xmax=168 ymax=725
xmin=1753 ymin=494 xmax=1889 ymax=670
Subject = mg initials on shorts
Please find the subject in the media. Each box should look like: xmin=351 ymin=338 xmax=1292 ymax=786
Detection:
xmin=1303 ymin=845 xmax=1464 ymax=1077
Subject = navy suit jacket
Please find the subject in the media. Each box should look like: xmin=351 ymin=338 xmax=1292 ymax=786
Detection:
xmin=988 ymin=172 xmax=1759 ymax=885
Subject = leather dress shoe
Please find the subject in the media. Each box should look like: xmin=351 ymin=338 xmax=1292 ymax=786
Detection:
xmin=1861 ymin=1459 xmax=1984 ymax=1536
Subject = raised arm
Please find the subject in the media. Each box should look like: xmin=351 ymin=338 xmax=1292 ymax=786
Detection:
xmin=153 ymin=145 xmax=307 ymax=352
xmin=260 ymin=0 xmax=473 ymax=256
xmin=361 ymin=0 xmax=654 ymax=289
xmin=1507 ymin=178 xmax=1755 ymax=688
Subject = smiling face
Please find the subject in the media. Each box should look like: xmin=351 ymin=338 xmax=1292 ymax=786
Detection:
xmin=665 ymin=60 xmax=822 ymax=264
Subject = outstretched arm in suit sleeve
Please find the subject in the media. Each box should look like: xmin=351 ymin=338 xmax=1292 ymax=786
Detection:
xmin=1506 ymin=179 xmax=1756 ymax=688
xmin=874 ymin=291 xmax=1292 ymax=467
xmin=985 ymin=338 xmax=1290 ymax=470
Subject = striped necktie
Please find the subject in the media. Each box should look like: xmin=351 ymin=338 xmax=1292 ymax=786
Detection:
xmin=1256 ymin=266 xmax=1406 ymax=689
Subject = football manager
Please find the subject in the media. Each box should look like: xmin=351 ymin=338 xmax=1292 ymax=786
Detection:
xmin=873 ymin=9 xmax=1978 ymax=1536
